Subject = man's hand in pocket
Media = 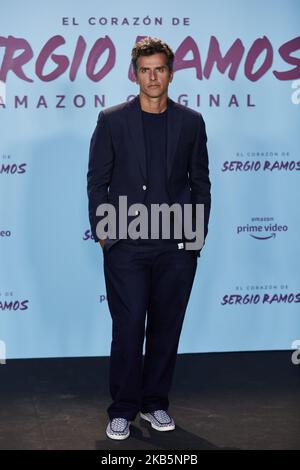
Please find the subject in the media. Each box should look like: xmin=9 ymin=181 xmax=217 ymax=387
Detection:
xmin=99 ymin=239 xmax=106 ymax=250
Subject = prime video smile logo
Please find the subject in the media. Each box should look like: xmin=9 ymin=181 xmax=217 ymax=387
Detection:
xmin=237 ymin=217 xmax=288 ymax=240
xmin=95 ymin=197 xmax=205 ymax=251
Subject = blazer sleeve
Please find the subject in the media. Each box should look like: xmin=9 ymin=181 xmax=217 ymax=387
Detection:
xmin=87 ymin=111 xmax=115 ymax=242
xmin=188 ymin=114 xmax=211 ymax=244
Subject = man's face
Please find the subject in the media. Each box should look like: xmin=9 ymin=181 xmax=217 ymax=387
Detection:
xmin=135 ymin=52 xmax=173 ymax=98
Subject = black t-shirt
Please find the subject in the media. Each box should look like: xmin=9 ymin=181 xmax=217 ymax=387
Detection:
xmin=141 ymin=109 xmax=179 ymax=242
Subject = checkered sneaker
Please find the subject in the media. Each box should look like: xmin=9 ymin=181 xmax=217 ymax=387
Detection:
xmin=106 ymin=417 xmax=130 ymax=440
xmin=140 ymin=409 xmax=175 ymax=431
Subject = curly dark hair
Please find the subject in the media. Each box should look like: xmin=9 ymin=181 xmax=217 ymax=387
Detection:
xmin=131 ymin=37 xmax=174 ymax=76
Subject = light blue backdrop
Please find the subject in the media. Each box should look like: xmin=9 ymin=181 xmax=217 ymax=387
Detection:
xmin=0 ymin=0 xmax=299 ymax=358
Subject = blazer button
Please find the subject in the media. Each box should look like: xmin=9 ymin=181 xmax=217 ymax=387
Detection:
xmin=142 ymin=185 xmax=147 ymax=190
xmin=135 ymin=210 xmax=139 ymax=215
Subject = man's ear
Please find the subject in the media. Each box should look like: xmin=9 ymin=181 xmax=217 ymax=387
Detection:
xmin=169 ymin=71 xmax=174 ymax=83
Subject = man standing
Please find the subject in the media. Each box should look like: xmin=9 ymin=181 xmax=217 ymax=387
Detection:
xmin=87 ymin=37 xmax=211 ymax=440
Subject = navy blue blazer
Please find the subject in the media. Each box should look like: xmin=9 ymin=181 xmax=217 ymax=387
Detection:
xmin=87 ymin=95 xmax=211 ymax=257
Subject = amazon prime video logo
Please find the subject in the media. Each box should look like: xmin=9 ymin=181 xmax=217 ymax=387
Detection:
xmin=237 ymin=217 xmax=288 ymax=240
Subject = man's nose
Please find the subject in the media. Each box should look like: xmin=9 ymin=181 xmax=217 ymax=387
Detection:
xmin=149 ymin=69 xmax=157 ymax=80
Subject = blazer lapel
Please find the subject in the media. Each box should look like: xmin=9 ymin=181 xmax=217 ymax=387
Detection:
xmin=126 ymin=95 xmax=147 ymax=182
xmin=166 ymin=97 xmax=183 ymax=181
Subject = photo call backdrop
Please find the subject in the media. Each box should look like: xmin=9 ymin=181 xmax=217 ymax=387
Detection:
xmin=0 ymin=0 xmax=299 ymax=359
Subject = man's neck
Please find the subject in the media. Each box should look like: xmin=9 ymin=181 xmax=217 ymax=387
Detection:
xmin=139 ymin=93 xmax=168 ymax=114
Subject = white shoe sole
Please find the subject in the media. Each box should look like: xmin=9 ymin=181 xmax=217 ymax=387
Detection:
xmin=106 ymin=430 xmax=130 ymax=440
xmin=140 ymin=412 xmax=175 ymax=431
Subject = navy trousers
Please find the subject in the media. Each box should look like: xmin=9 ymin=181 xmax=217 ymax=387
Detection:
xmin=103 ymin=239 xmax=198 ymax=421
